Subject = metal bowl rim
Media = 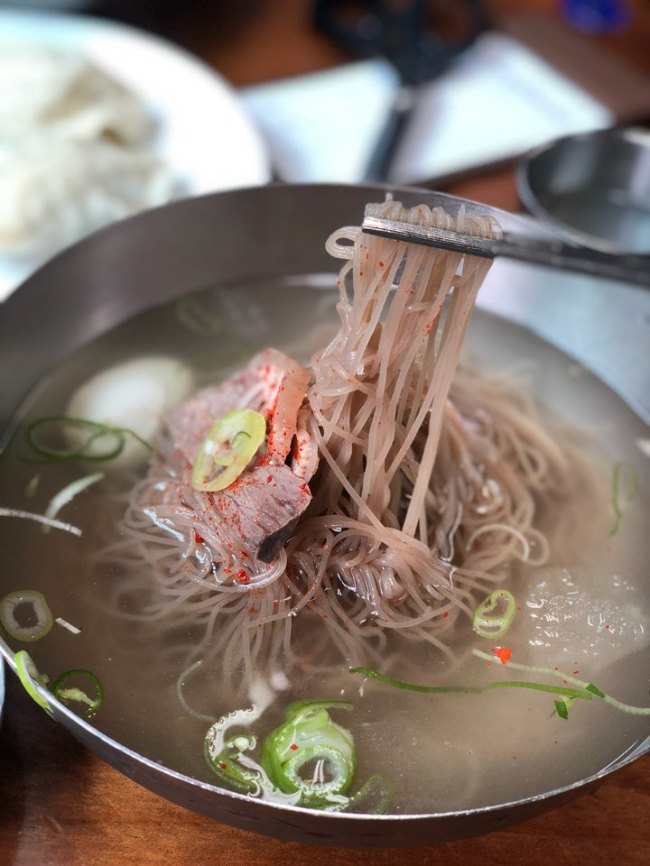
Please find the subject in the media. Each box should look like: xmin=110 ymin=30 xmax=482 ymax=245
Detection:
xmin=1 ymin=637 xmax=647 ymax=823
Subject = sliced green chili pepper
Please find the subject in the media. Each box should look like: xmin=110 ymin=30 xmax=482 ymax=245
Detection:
xmin=261 ymin=700 xmax=355 ymax=808
xmin=53 ymin=669 xmax=104 ymax=719
xmin=205 ymin=733 xmax=261 ymax=794
xmin=0 ymin=590 xmax=53 ymax=642
xmin=203 ymin=699 xmax=370 ymax=810
xmin=191 ymin=409 xmax=266 ymax=492
xmin=14 ymin=650 xmax=52 ymax=713
xmin=472 ymin=589 xmax=516 ymax=639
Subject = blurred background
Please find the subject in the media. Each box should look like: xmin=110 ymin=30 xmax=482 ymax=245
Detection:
xmin=0 ymin=0 xmax=649 ymax=299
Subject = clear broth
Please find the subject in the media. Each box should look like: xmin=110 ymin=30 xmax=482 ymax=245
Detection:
xmin=0 ymin=277 xmax=648 ymax=814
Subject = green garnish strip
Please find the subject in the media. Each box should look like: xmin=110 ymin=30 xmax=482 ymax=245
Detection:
xmin=25 ymin=416 xmax=152 ymax=463
xmin=471 ymin=649 xmax=650 ymax=715
xmin=472 ymin=589 xmax=516 ymax=638
xmin=350 ymin=666 xmax=590 ymax=701
xmin=350 ymin=652 xmax=650 ymax=717
xmin=610 ymin=461 xmax=639 ymax=537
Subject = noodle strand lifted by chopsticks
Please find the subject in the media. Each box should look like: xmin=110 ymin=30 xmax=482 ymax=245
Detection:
xmin=97 ymin=200 xmax=574 ymax=688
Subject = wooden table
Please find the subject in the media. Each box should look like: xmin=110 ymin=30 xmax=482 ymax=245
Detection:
xmin=1 ymin=2 xmax=649 ymax=864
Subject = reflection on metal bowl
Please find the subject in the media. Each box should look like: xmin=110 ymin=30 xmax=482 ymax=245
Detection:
xmin=0 ymin=184 xmax=648 ymax=847
xmin=517 ymin=127 xmax=650 ymax=256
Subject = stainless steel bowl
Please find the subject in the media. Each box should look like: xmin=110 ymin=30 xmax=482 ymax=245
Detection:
xmin=517 ymin=127 xmax=650 ymax=255
xmin=0 ymin=183 xmax=648 ymax=846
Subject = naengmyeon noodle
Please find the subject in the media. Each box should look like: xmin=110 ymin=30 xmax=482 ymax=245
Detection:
xmin=99 ymin=200 xmax=574 ymax=686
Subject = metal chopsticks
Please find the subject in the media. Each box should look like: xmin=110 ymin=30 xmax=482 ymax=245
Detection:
xmin=361 ymin=213 xmax=650 ymax=288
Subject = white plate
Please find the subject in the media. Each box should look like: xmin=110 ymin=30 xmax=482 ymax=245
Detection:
xmin=0 ymin=9 xmax=271 ymax=301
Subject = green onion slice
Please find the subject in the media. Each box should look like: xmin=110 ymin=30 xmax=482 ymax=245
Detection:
xmin=350 ymin=666 xmax=589 ymax=701
xmin=191 ymin=409 xmax=266 ymax=492
xmin=14 ymin=650 xmax=52 ymax=713
xmin=53 ymin=669 xmax=104 ymax=719
xmin=351 ymin=650 xmax=650 ymax=718
xmin=0 ymin=590 xmax=53 ymax=642
xmin=261 ymin=700 xmax=356 ymax=808
xmin=25 ymin=416 xmax=152 ymax=463
xmin=43 ymin=472 xmax=104 ymax=531
xmin=472 ymin=589 xmax=516 ymax=639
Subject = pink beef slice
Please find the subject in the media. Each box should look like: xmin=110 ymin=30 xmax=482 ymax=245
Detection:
xmin=165 ymin=366 xmax=258 ymax=466
xmin=164 ymin=350 xmax=318 ymax=563
xmin=206 ymin=462 xmax=312 ymax=563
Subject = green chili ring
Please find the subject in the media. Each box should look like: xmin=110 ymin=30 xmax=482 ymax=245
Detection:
xmin=261 ymin=701 xmax=356 ymax=807
xmin=192 ymin=409 xmax=266 ymax=492
xmin=53 ymin=668 xmax=104 ymax=719
xmin=205 ymin=734 xmax=261 ymax=794
xmin=472 ymin=589 xmax=516 ymax=639
xmin=14 ymin=650 xmax=52 ymax=713
xmin=0 ymin=589 xmax=53 ymax=642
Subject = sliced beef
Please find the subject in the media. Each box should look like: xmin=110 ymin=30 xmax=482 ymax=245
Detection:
xmin=165 ymin=367 xmax=258 ymax=465
xmin=164 ymin=348 xmax=318 ymax=564
xmin=204 ymin=462 xmax=312 ymax=563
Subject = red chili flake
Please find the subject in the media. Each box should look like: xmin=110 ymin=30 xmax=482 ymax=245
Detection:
xmin=378 ymin=260 xmax=385 ymax=268
xmin=194 ymin=530 xmax=204 ymax=544
xmin=237 ymin=570 xmax=250 ymax=584
xmin=218 ymin=762 xmax=228 ymax=770
xmin=267 ymin=475 xmax=273 ymax=483
xmin=573 ymin=670 xmax=580 ymax=675
xmin=442 ymin=611 xmax=449 ymax=618
xmin=492 ymin=646 xmax=512 ymax=665
xmin=290 ymin=744 xmax=298 ymax=751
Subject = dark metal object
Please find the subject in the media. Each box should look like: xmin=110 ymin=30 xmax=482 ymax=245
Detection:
xmin=314 ymin=1 xmax=487 ymax=181
xmin=0 ymin=183 xmax=648 ymax=845
xmin=517 ymin=127 xmax=650 ymax=257
xmin=314 ymin=0 xmax=486 ymax=83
